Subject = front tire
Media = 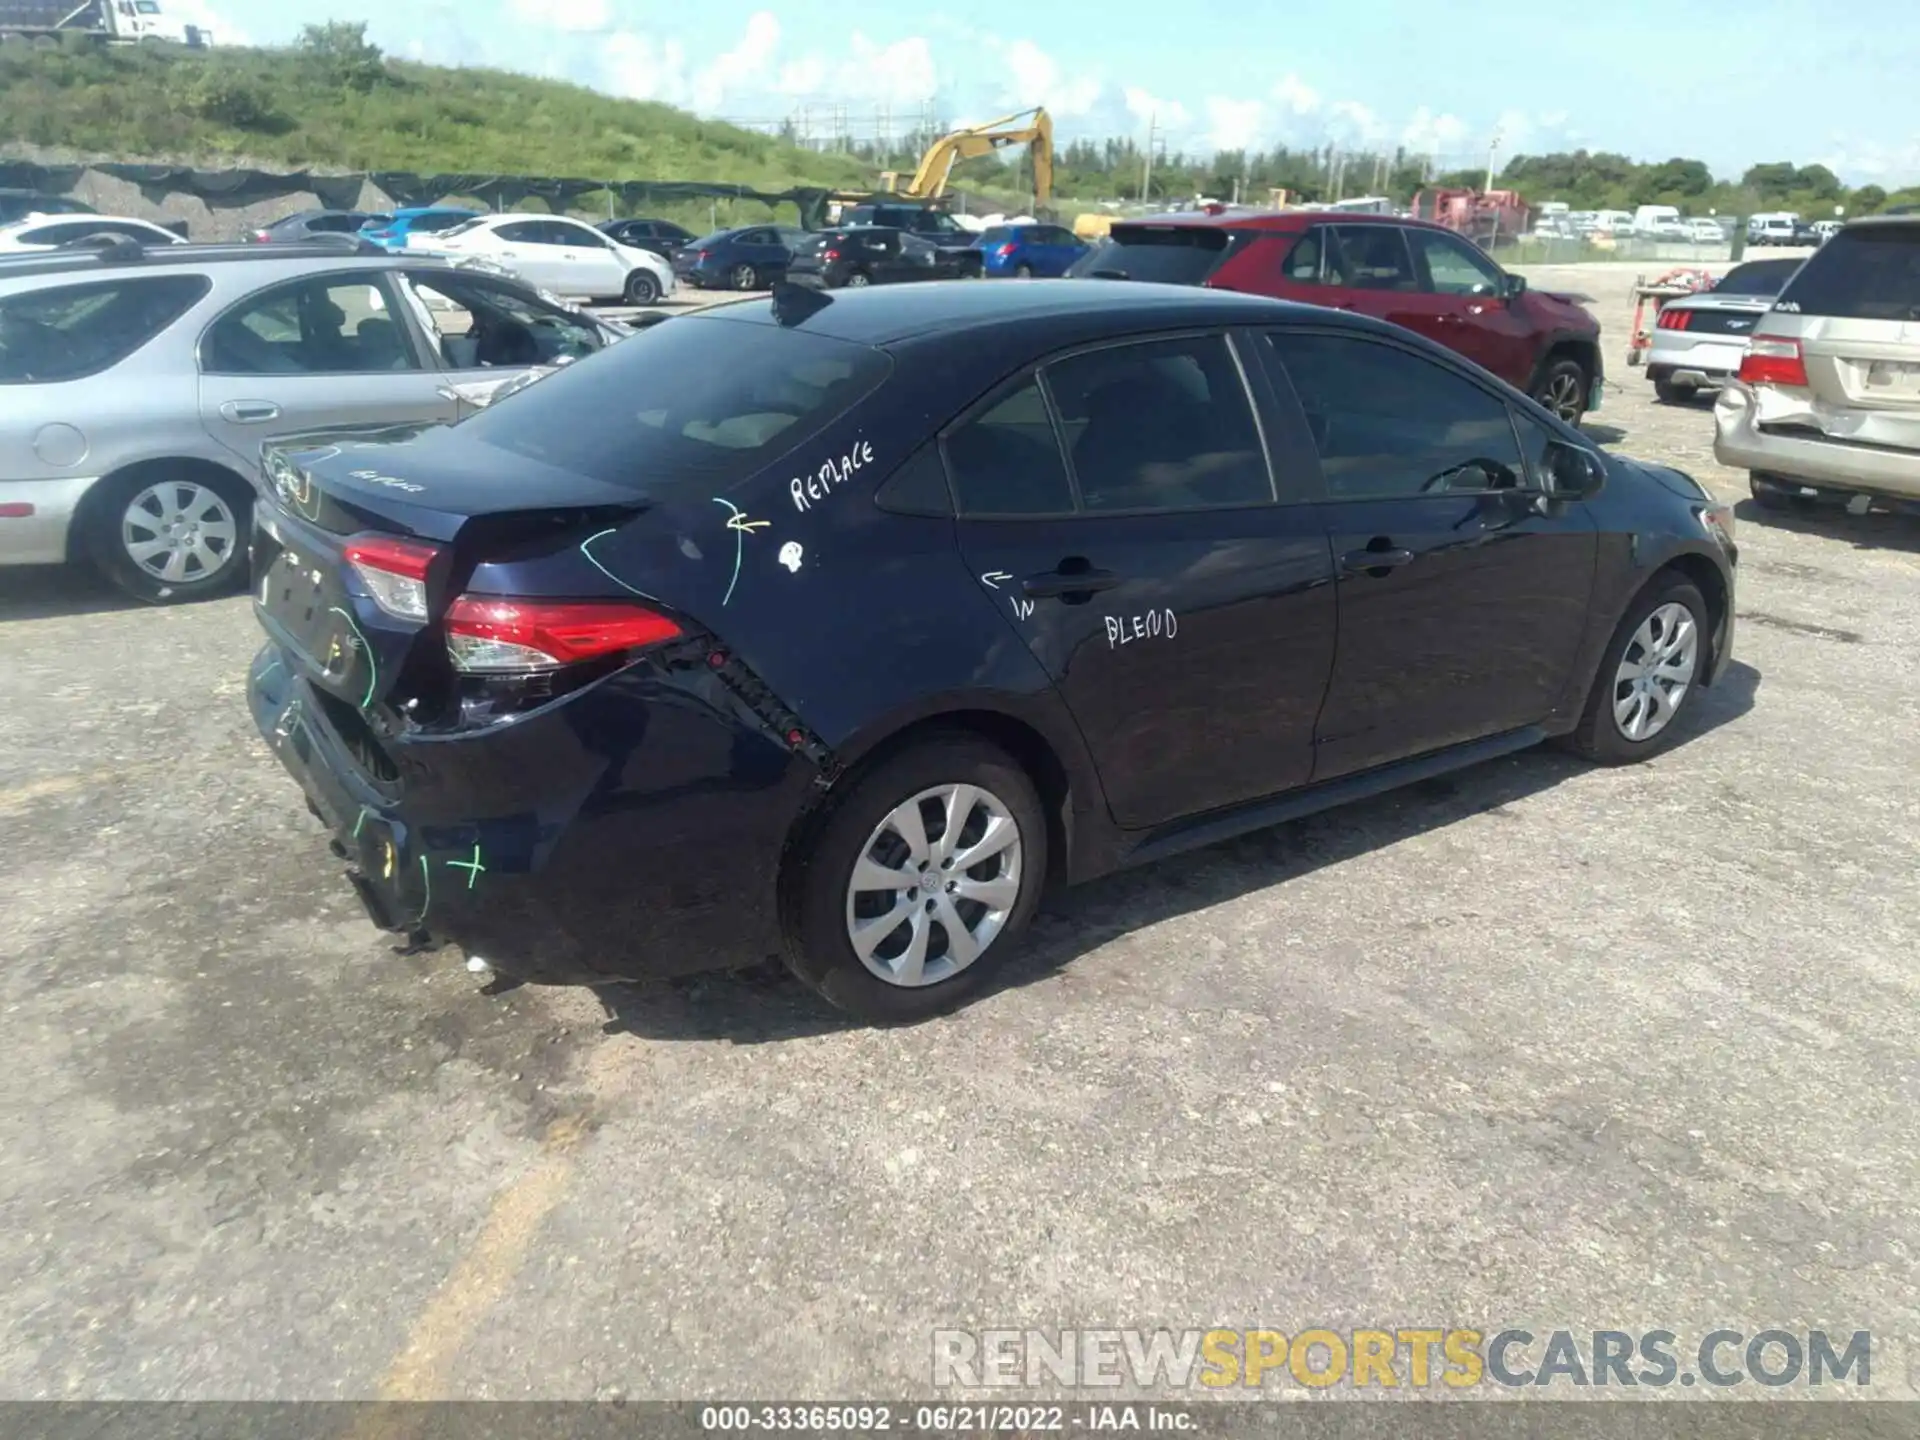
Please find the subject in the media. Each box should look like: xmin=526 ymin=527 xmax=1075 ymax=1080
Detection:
xmin=729 ymin=263 xmax=758 ymax=291
xmin=1564 ymin=575 xmax=1708 ymax=764
xmin=1532 ymin=356 xmax=1590 ymax=425
xmin=86 ymin=468 xmax=252 ymax=605
xmin=784 ymin=734 xmax=1047 ymax=1023
xmin=623 ymin=269 xmax=660 ymax=305
xmin=1014 ymin=262 xmax=1035 ymax=279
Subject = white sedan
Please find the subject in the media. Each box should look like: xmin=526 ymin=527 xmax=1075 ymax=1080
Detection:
xmin=0 ymin=214 xmax=188 ymax=252
xmin=409 ymin=212 xmax=676 ymax=305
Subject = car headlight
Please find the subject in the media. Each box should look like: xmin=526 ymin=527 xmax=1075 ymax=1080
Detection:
xmin=1698 ymin=500 xmax=1736 ymax=552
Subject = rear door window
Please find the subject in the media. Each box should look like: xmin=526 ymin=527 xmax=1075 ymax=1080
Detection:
xmin=455 ymin=313 xmax=891 ymax=493
xmin=1330 ymin=225 xmax=1417 ymax=291
xmin=0 ymin=274 xmax=209 ymax=383
xmin=1776 ymin=226 xmax=1920 ymax=320
xmin=202 ymin=276 xmax=419 ymax=374
xmin=1045 ymin=334 xmax=1272 ymax=512
xmin=1067 ymin=225 xmax=1233 ymax=283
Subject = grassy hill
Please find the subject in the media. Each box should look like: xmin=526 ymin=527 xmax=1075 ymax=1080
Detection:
xmin=0 ymin=25 xmax=885 ymax=200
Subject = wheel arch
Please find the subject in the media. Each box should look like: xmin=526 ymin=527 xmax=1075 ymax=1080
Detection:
xmin=1652 ymin=550 xmax=1731 ymax=682
xmin=1527 ymin=331 xmax=1601 ymax=394
xmin=67 ymin=453 xmax=254 ymax=565
xmin=782 ymin=703 xmax=1087 ymax=907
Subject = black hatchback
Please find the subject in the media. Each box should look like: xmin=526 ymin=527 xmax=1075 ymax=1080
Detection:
xmin=787 ymin=227 xmax=970 ymax=288
xmin=247 ymin=281 xmax=1738 ymax=1022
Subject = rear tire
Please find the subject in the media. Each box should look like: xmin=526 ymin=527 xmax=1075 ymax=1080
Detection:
xmin=86 ymin=467 xmax=253 ymax=605
xmin=1563 ymin=575 xmax=1708 ymax=765
xmin=622 ymin=270 xmax=660 ymax=305
xmin=729 ymin=263 xmax=758 ymax=291
xmin=1532 ymin=356 xmax=1590 ymax=425
xmin=1654 ymin=378 xmax=1696 ymax=405
xmin=845 ymin=269 xmax=871 ymax=287
xmin=783 ymin=734 xmax=1047 ymax=1024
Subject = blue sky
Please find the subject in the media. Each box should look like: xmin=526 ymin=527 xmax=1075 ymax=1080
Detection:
xmin=178 ymin=0 xmax=1920 ymax=183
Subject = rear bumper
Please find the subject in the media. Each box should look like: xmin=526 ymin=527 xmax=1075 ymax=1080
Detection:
xmin=1714 ymin=383 xmax=1920 ymax=500
xmin=1647 ymin=334 xmax=1745 ymax=386
xmin=0 ymin=475 xmax=100 ymax=567
xmin=247 ymin=641 xmax=818 ymax=983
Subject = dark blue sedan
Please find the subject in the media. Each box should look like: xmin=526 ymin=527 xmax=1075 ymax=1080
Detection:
xmin=974 ymin=221 xmax=1089 ymax=278
xmin=247 ymin=282 xmax=1738 ymax=1023
xmin=672 ymin=224 xmax=812 ymax=290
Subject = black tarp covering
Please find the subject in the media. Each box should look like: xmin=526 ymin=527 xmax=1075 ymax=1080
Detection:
xmin=0 ymin=162 xmax=835 ymax=227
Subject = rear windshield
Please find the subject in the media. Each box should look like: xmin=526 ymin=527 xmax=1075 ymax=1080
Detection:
xmin=1713 ymin=259 xmax=1800 ymax=297
xmin=978 ymin=226 xmax=1013 ymax=246
xmin=412 ymin=212 xmax=473 ymax=233
xmin=456 ymin=313 xmax=891 ymax=492
xmin=1777 ymin=227 xmax=1920 ymax=320
xmin=1066 ymin=225 xmax=1232 ymax=284
xmin=0 ymin=275 xmax=209 ymax=384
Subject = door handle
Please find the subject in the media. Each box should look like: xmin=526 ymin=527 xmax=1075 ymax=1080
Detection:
xmin=1022 ymin=565 xmax=1121 ymax=599
xmin=1340 ymin=546 xmax=1416 ymax=577
xmin=220 ymin=400 xmax=281 ymax=423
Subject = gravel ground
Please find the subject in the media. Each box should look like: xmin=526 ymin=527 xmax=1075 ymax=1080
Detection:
xmin=2 ymin=263 xmax=1918 ymax=1404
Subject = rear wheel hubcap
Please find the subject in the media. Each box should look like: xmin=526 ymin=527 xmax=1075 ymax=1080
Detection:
xmin=845 ymin=783 xmax=1023 ymax=988
xmin=122 ymin=481 xmax=237 ymax=584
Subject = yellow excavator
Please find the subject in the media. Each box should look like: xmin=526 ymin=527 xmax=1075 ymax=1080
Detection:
xmin=878 ymin=107 xmax=1055 ymax=207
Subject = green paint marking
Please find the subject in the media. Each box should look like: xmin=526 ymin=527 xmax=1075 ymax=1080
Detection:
xmin=351 ymin=805 xmax=370 ymax=840
xmin=415 ymin=853 xmax=432 ymax=926
xmin=445 ymin=843 xmax=486 ymax=890
xmin=327 ymin=606 xmax=377 ymax=710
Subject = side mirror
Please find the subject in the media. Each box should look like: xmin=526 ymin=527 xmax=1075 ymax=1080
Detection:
xmin=1544 ymin=440 xmax=1605 ymax=500
xmin=1504 ymin=273 xmax=1528 ymax=300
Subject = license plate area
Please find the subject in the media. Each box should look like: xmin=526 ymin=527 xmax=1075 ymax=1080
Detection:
xmin=256 ymin=545 xmax=375 ymax=708
xmin=1864 ymin=359 xmax=1920 ymax=396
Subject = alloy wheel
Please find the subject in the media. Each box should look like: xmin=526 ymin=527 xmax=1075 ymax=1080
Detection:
xmin=844 ymin=783 xmax=1023 ymax=988
xmin=1612 ymin=602 xmax=1699 ymax=742
xmin=1542 ymin=370 xmax=1585 ymax=422
xmin=845 ymin=271 xmax=870 ymax=287
xmin=121 ymin=480 xmax=238 ymax=584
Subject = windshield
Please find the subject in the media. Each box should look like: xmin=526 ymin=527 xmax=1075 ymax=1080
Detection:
xmin=1066 ymin=225 xmax=1233 ymax=284
xmin=457 ymin=313 xmax=891 ymax=492
xmin=1713 ymin=259 xmax=1800 ymax=297
xmin=1776 ymin=227 xmax=1920 ymax=320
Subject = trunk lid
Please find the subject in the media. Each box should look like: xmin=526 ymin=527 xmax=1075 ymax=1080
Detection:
xmin=1772 ymin=222 xmax=1920 ymax=411
xmin=253 ymin=425 xmax=652 ymax=723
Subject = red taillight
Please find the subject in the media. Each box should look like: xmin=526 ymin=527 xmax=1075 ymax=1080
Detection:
xmin=1737 ymin=337 xmax=1808 ymax=388
xmin=250 ymin=230 xmax=271 ymax=243
xmin=822 ymin=248 xmax=840 ymax=262
xmin=1657 ymin=307 xmax=1693 ymax=330
xmin=344 ymin=535 xmax=440 ymax=621
xmin=696 ymin=248 xmax=710 ymax=261
xmin=443 ymin=597 xmax=682 ymax=674
xmin=995 ymin=242 xmax=1017 ymax=259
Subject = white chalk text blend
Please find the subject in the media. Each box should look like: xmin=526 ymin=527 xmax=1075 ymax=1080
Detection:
xmin=1104 ymin=609 xmax=1179 ymax=648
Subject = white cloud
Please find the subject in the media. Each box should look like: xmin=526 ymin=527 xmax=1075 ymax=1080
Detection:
xmin=511 ymin=0 xmax=611 ymax=32
xmin=602 ymin=31 xmax=691 ymax=105
xmin=1400 ymin=106 xmax=1469 ymax=157
xmin=1123 ymin=87 xmax=1189 ymax=130
xmin=1205 ymin=97 xmax=1266 ymax=152
xmin=690 ymin=10 xmax=780 ymax=111
xmin=1270 ymin=73 xmax=1320 ymax=116
xmin=1326 ymin=99 xmax=1387 ymax=145
xmin=999 ymin=39 xmax=1102 ymax=118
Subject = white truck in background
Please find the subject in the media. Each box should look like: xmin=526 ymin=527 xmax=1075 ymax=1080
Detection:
xmin=0 ymin=0 xmax=211 ymax=46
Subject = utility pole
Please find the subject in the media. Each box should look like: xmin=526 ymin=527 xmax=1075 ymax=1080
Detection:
xmin=1484 ymin=130 xmax=1502 ymax=192
xmin=1141 ymin=111 xmax=1157 ymax=201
